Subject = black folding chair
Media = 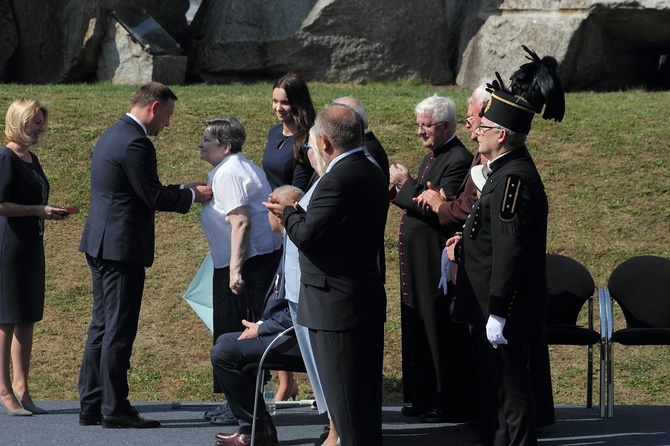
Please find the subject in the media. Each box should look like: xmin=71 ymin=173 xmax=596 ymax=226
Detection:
xmin=601 ymin=255 xmax=670 ymax=418
xmin=545 ymin=254 xmax=607 ymax=415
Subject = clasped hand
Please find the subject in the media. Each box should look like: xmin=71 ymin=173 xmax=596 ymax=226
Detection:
xmin=184 ymin=182 xmax=213 ymax=203
xmin=389 ymin=163 xmax=410 ymax=188
xmin=262 ymin=192 xmax=298 ymax=220
xmin=413 ymin=181 xmax=447 ymax=213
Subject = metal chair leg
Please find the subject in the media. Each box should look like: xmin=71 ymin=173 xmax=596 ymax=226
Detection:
xmin=597 ymin=286 xmax=611 ymax=418
xmin=250 ymin=326 xmax=295 ymax=446
xmin=586 ymin=344 xmax=593 ymax=408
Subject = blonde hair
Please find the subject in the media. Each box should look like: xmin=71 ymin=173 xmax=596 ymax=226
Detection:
xmin=308 ymin=127 xmax=328 ymax=176
xmin=5 ymin=97 xmax=48 ymax=147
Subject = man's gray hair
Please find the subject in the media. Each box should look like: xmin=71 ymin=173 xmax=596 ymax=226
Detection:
xmin=414 ymin=94 xmax=457 ymax=137
xmin=313 ymin=103 xmax=363 ymax=152
xmin=468 ymin=78 xmax=493 ymax=107
xmin=494 ymin=125 xmax=527 ymax=149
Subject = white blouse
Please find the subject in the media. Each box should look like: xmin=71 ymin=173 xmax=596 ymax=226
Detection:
xmin=200 ymin=153 xmax=282 ymax=269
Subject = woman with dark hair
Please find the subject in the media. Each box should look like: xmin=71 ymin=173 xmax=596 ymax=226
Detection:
xmin=262 ymin=73 xmax=316 ymax=192
xmin=260 ymin=73 xmax=316 ymax=402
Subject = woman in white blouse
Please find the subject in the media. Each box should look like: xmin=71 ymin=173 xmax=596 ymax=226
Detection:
xmin=198 ymin=118 xmax=283 ymax=392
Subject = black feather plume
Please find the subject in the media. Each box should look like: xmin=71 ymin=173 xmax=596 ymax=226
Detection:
xmin=509 ymin=45 xmax=565 ymax=122
xmin=486 ymin=71 xmax=509 ymax=93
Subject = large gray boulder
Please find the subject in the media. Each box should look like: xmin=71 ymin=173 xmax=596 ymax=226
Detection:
xmin=0 ymin=0 xmax=668 ymax=89
xmin=2 ymin=0 xmax=189 ymax=83
xmin=0 ymin=0 xmax=18 ymax=81
xmin=187 ymin=0 xmax=670 ymax=90
xmin=97 ymin=18 xmax=188 ymax=85
xmin=186 ymin=0 xmax=454 ymax=84
xmin=456 ymin=0 xmax=670 ymax=91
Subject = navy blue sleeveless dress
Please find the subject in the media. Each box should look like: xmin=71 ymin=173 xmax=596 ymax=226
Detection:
xmin=0 ymin=147 xmax=49 ymax=324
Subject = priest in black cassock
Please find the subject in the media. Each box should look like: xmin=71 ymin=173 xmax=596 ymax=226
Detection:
xmin=389 ymin=94 xmax=477 ymax=423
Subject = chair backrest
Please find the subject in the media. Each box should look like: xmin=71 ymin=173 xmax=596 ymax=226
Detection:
xmin=608 ymin=255 xmax=670 ymax=329
xmin=546 ymin=254 xmax=595 ymax=326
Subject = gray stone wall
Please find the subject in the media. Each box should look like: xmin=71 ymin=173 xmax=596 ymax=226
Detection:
xmin=0 ymin=0 xmax=668 ymax=89
xmin=0 ymin=0 xmax=188 ymax=83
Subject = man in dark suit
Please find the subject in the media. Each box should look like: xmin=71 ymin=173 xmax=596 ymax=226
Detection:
xmin=266 ymin=103 xmax=389 ymax=445
xmin=451 ymin=90 xmax=551 ymax=446
xmin=332 ymin=96 xmax=390 ymax=184
xmin=212 ymin=259 xmax=303 ymax=446
xmin=332 ymin=96 xmax=389 ymax=289
xmin=78 ymin=82 xmax=212 ymax=429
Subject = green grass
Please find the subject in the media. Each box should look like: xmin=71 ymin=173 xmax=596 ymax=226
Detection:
xmin=4 ymin=81 xmax=668 ymax=407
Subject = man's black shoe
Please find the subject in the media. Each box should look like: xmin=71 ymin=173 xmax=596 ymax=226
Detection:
xmin=101 ymin=407 xmax=160 ymax=428
xmin=401 ymin=405 xmax=428 ymax=417
xmin=79 ymin=412 xmax=102 ymax=426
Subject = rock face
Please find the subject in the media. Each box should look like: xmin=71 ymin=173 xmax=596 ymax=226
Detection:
xmin=186 ymin=0 xmax=455 ymax=84
xmin=187 ymin=0 xmax=670 ymax=90
xmin=0 ymin=0 xmax=668 ymax=89
xmin=455 ymin=0 xmax=670 ymax=91
xmin=0 ymin=0 xmax=18 ymax=80
xmin=0 ymin=0 xmax=189 ymax=83
xmin=97 ymin=19 xmax=188 ymax=85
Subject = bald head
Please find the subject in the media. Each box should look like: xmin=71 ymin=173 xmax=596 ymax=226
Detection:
xmin=332 ymin=96 xmax=368 ymax=129
xmin=314 ymin=103 xmax=363 ymax=153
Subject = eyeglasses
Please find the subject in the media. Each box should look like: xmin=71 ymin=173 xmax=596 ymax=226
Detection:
xmin=475 ymin=125 xmax=500 ymax=134
xmin=465 ymin=116 xmax=475 ymax=125
xmin=302 ymin=143 xmax=312 ymax=151
xmin=414 ymin=121 xmax=446 ymax=131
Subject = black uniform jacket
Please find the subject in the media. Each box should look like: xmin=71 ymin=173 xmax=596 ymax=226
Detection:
xmin=453 ymin=147 xmax=549 ymax=330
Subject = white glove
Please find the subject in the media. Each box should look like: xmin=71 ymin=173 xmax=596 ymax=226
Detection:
xmin=486 ymin=314 xmax=508 ymax=349
xmin=438 ymin=247 xmax=451 ymax=295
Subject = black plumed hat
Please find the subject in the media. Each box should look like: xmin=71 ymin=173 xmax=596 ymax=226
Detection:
xmin=509 ymin=45 xmax=565 ymax=122
xmin=482 ymin=91 xmax=536 ymax=135
xmin=483 ymin=45 xmax=566 ymax=135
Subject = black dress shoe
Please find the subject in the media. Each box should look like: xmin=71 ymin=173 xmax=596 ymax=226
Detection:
xmin=215 ymin=422 xmax=278 ymax=446
xmin=418 ymin=410 xmax=449 ymax=423
xmin=101 ymin=407 xmax=160 ymax=428
xmin=79 ymin=412 xmax=102 ymax=426
xmin=401 ymin=405 xmax=428 ymax=417
xmin=319 ymin=423 xmax=330 ymax=442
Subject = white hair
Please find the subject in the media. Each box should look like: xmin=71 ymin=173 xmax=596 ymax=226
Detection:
xmin=414 ymin=94 xmax=457 ymax=137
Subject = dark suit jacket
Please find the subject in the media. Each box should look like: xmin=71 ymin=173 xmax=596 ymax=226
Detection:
xmin=283 ymin=149 xmax=389 ymax=331
xmin=364 ymin=131 xmax=390 ymax=185
xmin=453 ymin=148 xmax=549 ymax=329
xmin=257 ymin=261 xmax=293 ymax=336
xmin=79 ymin=114 xmax=193 ymax=267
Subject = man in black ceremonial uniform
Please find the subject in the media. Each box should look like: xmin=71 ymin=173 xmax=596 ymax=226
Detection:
xmin=452 ymin=89 xmax=556 ymax=446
